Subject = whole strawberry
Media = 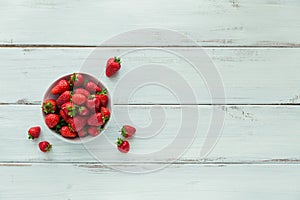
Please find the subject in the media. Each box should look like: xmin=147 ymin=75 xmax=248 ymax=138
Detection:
xmin=70 ymin=73 xmax=84 ymax=87
xmin=87 ymin=126 xmax=100 ymax=136
xmin=61 ymin=102 xmax=76 ymax=118
xmin=56 ymin=91 xmax=71 ymax=107
xmin=39 ymin=141 xmax=52 ymax=152
xmin=67 ymin=116 xmax=87 ymax=132
xmin=78 ymin=106 xmax=90 ymax=116
xmin=42 ymin=99 xmax=57 ymax=114
xmin=60 ymin=126 xmax=77 ymax=138
xmin=106 ymin=57 xmax=121 ymax=77
xmin=74 ymin=88 xmax=90 ymax=97
xmin=45 ymin=114 xmax=60 ymax=128
xmin=28 ymin=126 xmax=41 ymax=139
xmin=85 ymin=81 xmax=101 ymax=93
xmin=101 ymin=107 xmax=110 ymax=121
xmin=87 ymin=113 xmax=104 ymax=126
xmin=116 ymin=138 xmax=130 ymax=153
xmin=51 ymin=79 xmax=70 ymax=95
xmin=86 ymin=96 xmax=101 ymax=112
xmin=72 ymin=93 xmax=86 ymax=105
xmin=121 ymin=125 xmax=136 ymax=138
xmin=96 ymin=91 xmax=108 ymax=107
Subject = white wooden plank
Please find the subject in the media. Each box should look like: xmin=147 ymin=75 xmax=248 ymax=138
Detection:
xmin=0 ymin=0 xmax=299 ymax=46
xmin=0 ymin=105 xmax=300 ymax=163
xmin=1 ymin=163 xmax=300 ymax=200
xmin=0 ymin=47 xmax=300 ymax=104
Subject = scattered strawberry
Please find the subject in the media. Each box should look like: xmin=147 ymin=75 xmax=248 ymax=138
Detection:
xmin=60 ymin=126 xmax=77 ymax=138
xmin=39 ymin=141 xmax=52 ymax=152
xmin=70 ymin=73 xmax=84 ymax=87
xmin=106 ymin=57 xmax=121 ymax=77
xmin=67 ymin=116 xmax=87 ymax=132
xmin=51 ymin=79 xmax=70 ymax=95
xmin=78 ymin=106 xmax=90 ymax=116
xmin=74 ymin=88 xmax=90 ymax=97
xmin=45 ymin=114 xmax=60 ymax=128
xmin=85 ymin=81 xmax=101 ymax=93
xmin=101 ymin=107 xmax=110 ymax=121
xmin=56 ymin=91 xmax=71 ymax=107
xmin=87 ymin=126 xmax=100 ymax=136
xmin=121 ymin=125 xmax=136 ymax=139
xmin=28 ymin=126 xmax=41 ymax=139
xmin=86 ymin=96 xmax=101 ymax=112
xmin=72 ymin=93 xmax=87 ymax=105
xmin=42 ymin=99 xmax=57 ymax=114
xmin=116 ymin=138 xmax=130 ymax=153
xmin=87 ymin=113 xmax=104 ymax=126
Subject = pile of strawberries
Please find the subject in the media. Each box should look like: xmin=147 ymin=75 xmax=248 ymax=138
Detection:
xmin=27 ymin=57 xmax=136 ymax=153
xmin=43 ymin=73 xmax=110 ymax=138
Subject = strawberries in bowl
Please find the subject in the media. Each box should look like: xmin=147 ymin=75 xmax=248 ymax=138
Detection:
xmin=42 ymin=73 xmax=111 ymax=143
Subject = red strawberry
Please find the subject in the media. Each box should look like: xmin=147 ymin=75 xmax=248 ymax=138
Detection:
xmin=67 ymin=116 xmax=87 ymax=132
xmin=101 ymin=107 xmax=110 ymax=121
xmin=51 ymin=79 xmax=70 ymax=95
xmin=78 ymin=106 xmax=90 ymax=116
xmin=39 ymin=141 xmax=52 ymax=152
xmin=86 ymin=97 xmax=101 ymax=112
xmin=74 ymin=88 xmax=90 ymax=97
xmin=106 ymin=57 xmax=121 ymax=77
xmin=45 ymin=114 xmax=60 ymax=128
xmin=96 ymin=93 xmax=108 ymax=107
xmin=60 ymin=109 xmax=68 ymax=122
xmin=87 ymin=113 xmax=104 ymax=126
xmin=56 ymin=91 xmax=71 ymax=107
xmin=85 ymin=81 xmax=101 ymax=93
xmin=70 ymin=73 xmax=84 ymax=87
xmin=78 ymin=128 xmax=88 ymax=137
xmin=28 ymin=126 xmax=41 ymax=139
xmin=60 ymin=126 xmax=77 ymax=138
xmin=61 ymin=102 xmax=76 ymax=118
xmin=87 ymin=126 xmax=100 ymax=136
xmin=72 ymin=93 xmax=86 ymax=105
xmin=42 ymin=99 xmax=57 ymax=114
xmin=121 ymin=125 xmax=136 ymax=138
xmin=116 ymin=138 xmax=130 ymax=153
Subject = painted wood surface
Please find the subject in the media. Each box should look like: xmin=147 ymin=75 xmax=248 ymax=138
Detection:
xmin=0 ymin=105 xmax=299 ymax=163
xmin=1 ymin=47 xmax=300 ymax=104
xmin=1 ymin=164 xmax=300 ymax=200
xmin=0 ymin=0 xmax=299 ymax=46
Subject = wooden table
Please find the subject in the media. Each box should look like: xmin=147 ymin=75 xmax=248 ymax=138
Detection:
xmin=1 ymin=0 xmax=300 ymax=199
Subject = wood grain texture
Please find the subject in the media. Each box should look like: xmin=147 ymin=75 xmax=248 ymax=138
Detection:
xmin=0 ymin=0 xmax=299 ymax=46
xmin=1 ymin=163 xmax=300 ymax=200
xmin=1 ymin=105 xmax=299 ymax=163
xmin=1 ymin=47 xmax=300 ymax=104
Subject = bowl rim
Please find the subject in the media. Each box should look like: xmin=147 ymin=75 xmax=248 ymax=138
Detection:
xmin=41 ymin=72 xmax=112 ymax=144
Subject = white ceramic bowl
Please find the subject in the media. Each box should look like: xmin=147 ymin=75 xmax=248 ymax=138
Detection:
xmin=42 ymin=73 xmax=111 ymax=144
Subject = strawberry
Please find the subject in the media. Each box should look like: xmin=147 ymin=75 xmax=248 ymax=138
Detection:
xmin=56 ymin=91 xmax=71 ymax=107
xmin=60 ymin=126 xmax=77 ymax=138
xmin=78 ymin=106 xmax=90 ymax=116
xmin=86 ymin=96 xmax=101 ymax=112
xmin=72 ymin=93 xmax=86 ymax=105
xmin=106 ymin=57 xmax=121 ymax=77
xmin=61 ymin=102 xmax=76 ymax=118
xmin=39 ymin=141 xmax=52 ymax=152
xmin=45 ymin=114 xmax=60 ymax=128
xmin=87 ymin=126 xmax=100 ymax=136
xmin=87 ymin=113 xmax=104 ymax=126
xmin=28 ymin=126 xmax=41 ymax=139
xmin=51 ymin=79 xmax=70 ymax=95
xmin=42 ymin=99 xmax=57 ymax=114
xmin=85 ymin=81 xmax=101 ymax=93
xmin=101 ymin=107 xmax=110 ymax=121
xmin=116 ymin=138 xmax=130 ymax=153
xmin=67 ymin=116 xmax=87 ymax=132
xmin=74 ymin=88 xmax=90 ymax=97
xmin=121 ymin=125 xmax=136 ymax=138
xmin=70 ymin=73 xmax=84 ymax=87
xmin=59 ymin=109 xmax=68 ymax=121
xmin=78 ymin=128 xmax=88 ymax=137
xmin=96 ymin=93 xmax=108 ymax=107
